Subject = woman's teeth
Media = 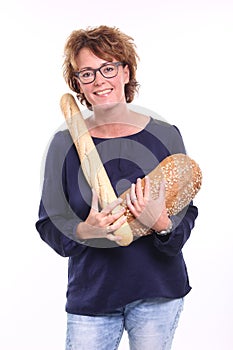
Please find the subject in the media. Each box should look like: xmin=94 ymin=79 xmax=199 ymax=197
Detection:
xmin=95 ymin=89 xmax=112 ymax=96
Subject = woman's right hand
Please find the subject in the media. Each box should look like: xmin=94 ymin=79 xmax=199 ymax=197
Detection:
xmin=76 ymin=189 xmax=127 ymax=242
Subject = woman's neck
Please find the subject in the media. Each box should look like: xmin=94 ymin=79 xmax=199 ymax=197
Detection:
xmin=92 ymin=102 xmax=130 ymax=124
xmin=85 ymin=102 xmax=150 ymax=138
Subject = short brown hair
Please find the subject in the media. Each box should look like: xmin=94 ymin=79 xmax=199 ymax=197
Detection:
xmin=63 ymin=25 xmax=140 ymax=110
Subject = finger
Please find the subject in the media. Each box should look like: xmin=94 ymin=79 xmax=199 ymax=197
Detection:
xmin=101 ymin=197 xmax=123 ymax=215
xmin=106 ymin=233 xmax=122 ymax=242
xmin=130 ymin=183 xmax=137 ymax=202
xmin=143 ymin=176 xmax=150 ymax=201
xmin=90 ymin=188 xmax=99 ymax=212
xmin=105 ymin=215 xmax=127 ymax=242
xmin=158 ymin=179 xmax=166 ymax=201
xmin=107 ymin=215 xmax=127 ymax=238
xmin=106 ymin=225 xmax=113 ymax=235
xmin=135 ymin=178 xmax=144 ymax=203
xmin=111 ymin=213 xmax=127 ymax=229
xmin=102 ymin=206 xmax=126 ymax=227
xmin=129 ymin=183 xmax=140 ymax=210
xmin=126 ymin=193 xmax=139 ymax=217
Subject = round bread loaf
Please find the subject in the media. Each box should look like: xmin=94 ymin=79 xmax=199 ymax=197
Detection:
xmin=119 ymin=153 xmax=202 ymax=237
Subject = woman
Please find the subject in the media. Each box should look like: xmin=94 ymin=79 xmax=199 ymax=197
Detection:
xmin=36 ymin=25 xmax=198 ymax=350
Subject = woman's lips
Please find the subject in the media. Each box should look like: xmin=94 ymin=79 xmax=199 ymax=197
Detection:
xmin=94 ymin=88 xmax=113 ymax=96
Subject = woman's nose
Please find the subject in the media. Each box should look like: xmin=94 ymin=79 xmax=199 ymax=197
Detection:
xmin=94 ymin=70 xmax=105 ymax=85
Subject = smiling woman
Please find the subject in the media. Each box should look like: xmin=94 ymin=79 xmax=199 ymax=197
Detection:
xmin=36 ymin=25 xmax=199 ymax=350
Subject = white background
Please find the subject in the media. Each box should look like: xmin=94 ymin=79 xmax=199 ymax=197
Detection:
xmin=0 ymin=0 xmax=232 ymax=349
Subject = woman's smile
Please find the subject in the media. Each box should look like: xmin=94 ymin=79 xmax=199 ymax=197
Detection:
xmin=94 ymin=88 xmax=113 ymax=96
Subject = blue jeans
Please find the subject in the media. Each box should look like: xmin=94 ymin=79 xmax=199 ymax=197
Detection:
xmin=65 ymin=297 xmax=184 ymax=350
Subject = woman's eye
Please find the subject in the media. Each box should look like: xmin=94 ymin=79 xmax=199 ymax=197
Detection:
xmin=103 ymin=66 xmax=114 ymax=73
xmin=81 ymin=71 xmax=93 ymax=78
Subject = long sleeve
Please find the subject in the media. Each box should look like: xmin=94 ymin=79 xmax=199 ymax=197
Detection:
xmin=150 ymin=121 xmax=198 ymax=256
xmin=153 ymin=203 xmax=198 ymax=256
xmin=35 ymin=131 xmax=85 ymax=257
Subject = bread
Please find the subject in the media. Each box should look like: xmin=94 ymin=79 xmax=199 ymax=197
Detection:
xmin=60 ymin=93 xmax=202 ymax=244
xmin=119 ymin=153 xmax=202 ymax=237
xmin=60 ymin=93 xmax=134 ymax=246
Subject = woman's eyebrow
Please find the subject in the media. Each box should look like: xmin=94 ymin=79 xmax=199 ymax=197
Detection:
xmin=79 ymin=62 xmax=112 ymax=71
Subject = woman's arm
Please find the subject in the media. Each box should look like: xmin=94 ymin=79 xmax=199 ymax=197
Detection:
xmin=35 ymin=131 xmax=85 ymax=257
xmin=153 ymin=123 xmax=199 ymax=255
xmin=35 ymin=130 xmax=128 ymax=252
xmin=36 ymin=201 xmax=85 ymax=257
xmin=153 ymin=202 xmax=198 ymax=256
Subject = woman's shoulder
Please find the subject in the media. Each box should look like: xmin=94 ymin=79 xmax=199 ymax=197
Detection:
xmin=145 ymin=117 xmax=185 ymax=153
xmin=52 ymin=128 xmax=72 ymax=145
xmin=46 ymin=129 xmax=74 ymax=158
xmin=149 ymin=116 xmax=173 ymax=129
xmin=148 ymin=116 xmax=183 ymax=138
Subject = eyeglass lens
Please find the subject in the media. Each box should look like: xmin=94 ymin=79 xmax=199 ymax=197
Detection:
xmin=77 ymin=62 xmax=122 ymax=84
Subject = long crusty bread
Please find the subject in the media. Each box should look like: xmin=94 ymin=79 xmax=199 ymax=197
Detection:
xmin=60 ymin=93 xmax=134 ymax=246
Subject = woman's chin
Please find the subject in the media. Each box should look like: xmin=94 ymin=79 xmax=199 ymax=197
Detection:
xmin=92 ymin=101 xmax=126 ymax=111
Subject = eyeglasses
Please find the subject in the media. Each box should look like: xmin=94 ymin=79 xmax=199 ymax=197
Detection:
xmin=73 ymin=62 xmax=124 ymax=84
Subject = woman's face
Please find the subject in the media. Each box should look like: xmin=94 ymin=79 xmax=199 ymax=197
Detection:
xmin=74 ymin=48 xmax=129 ymax=108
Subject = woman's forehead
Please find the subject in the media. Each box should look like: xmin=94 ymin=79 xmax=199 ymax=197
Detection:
xmin=75 ymin=48 xmax=115 ymax=70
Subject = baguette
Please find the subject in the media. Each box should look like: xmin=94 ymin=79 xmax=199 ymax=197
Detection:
xmin=60 ymin=93 xmax=134 ymax=246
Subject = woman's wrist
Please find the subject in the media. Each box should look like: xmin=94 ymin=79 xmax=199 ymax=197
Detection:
xmin=76 ymin=222 xmax=88 ymax=242
xmin=154 ymin=218 xmax=173 ymax=236
xmin=152 ymin=208 xmax=171 ymax=232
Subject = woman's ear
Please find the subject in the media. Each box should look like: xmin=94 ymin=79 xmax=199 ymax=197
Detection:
xmin=73 ymin=78 xmax=83 ymax=94
xmin=123 ymin=64 xmax=130 ymax=84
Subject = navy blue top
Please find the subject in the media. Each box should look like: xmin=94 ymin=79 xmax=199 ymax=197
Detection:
xmin=36 ymin=117 xmax=198 ymax=315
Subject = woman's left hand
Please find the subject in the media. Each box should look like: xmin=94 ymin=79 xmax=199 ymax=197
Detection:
xmin=126 ymin=176 xmax=171 ymax=232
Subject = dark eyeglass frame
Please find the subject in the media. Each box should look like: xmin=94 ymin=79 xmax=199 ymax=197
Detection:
xmin=73 ymin=61 xmax=125 ymax=84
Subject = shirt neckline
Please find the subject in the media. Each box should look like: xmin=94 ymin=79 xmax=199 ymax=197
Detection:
xmin=92 ymin=117 xmax=152 ymax=141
